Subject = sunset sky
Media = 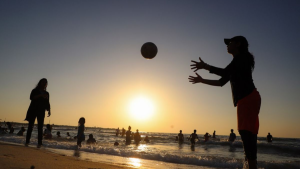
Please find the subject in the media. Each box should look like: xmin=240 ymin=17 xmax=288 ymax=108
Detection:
xmin=1 ymin=1 xmax=299 ymax=138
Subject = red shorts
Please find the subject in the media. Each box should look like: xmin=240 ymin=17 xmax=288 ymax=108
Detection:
xmin=237 ymin=89 xmax=261 ymax=134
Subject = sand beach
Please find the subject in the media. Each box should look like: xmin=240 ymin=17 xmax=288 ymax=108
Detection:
xmin=0 ymin=142 xmax=129 ymax=169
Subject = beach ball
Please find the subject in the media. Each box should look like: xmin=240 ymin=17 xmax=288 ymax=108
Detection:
xmin=141 ymin=42 xmax=158 ymax=59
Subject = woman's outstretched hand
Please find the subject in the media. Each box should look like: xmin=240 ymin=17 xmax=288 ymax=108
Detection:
xmin=189 ymin=73 xmax=203 ymax=84
xmin=190 ymin=57 xmax=206 ymax=72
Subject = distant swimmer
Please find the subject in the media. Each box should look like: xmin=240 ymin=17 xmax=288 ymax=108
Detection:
xmin=121 ymin=128 xmax=126 ymax=137
xmin=267 ymin=133 xmax=273 ymax=142
xmin=126 ymin=126 xmax=132 ymax=143
xmin=134 ymin=129 xmax=141 ymax=143
xmin=204 ymin=132 xmax=211 ymax=142
xmin=56 ymin=131 xmax=61 ymax=138
xmin=116 ymin=127 xmax=120 ymax=136
xmin=189 ymin=130 xmax=199 ymax=146
xmin=178 ymin=130 xmax=184 ymax=143
xmin=17 ymin=127 xmax=26 ymax=136
xmin=213 ymin=130 xmax=216 ymax=138
xmin=229 ymin=129 xmax=236 ymax=142
xmin=87 ymin=134 xmax=96 ymax=144
xmin=144 ymin=135 xmax=150 ymax=143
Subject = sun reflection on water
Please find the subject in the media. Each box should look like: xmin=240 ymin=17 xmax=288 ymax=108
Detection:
xmin=136 ymin=144 xmax=147 ymax=151
xmin=128 ymin=158 xmax=141 ymax=168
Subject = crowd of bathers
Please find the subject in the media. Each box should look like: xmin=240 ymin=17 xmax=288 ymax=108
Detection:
xmin=0 ymin=121 xmax=273 ymax=148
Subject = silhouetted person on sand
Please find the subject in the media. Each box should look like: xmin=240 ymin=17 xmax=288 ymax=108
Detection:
xmin=204 ymin=132 xmax=211 ymax=142
xmin=189 ymin=130 xmax=198 ymax=146
xmin=87 ymin=134 xmax=96 ymax=144
xmin=43 ymin=124 xmax=52 ymax=139
xmin=25 ymin=78 xmax=51 ymax=148
xmin=213 ymin=130 xmax=216 ymax=138
xmin=17 ymin=127 xmax=26 ymax=136
xmin=126 ymin=126 xmax=132 ymax=144
xmin=116 ymin=127 xmax=120 ymax=136
xmin=178 ymin=130 xmax=184 ymax=143
xmin=267 ymin=133 xmax=273 ymax=142
xmin=77 ymin=117 xmax=86 ymax=147
xmin=189 ymin=36 xmax=261 ymax=169
xmin=67 ymin=132 xmax=71 ymax=137
xmin=229 ymin=129 xmax=236 ymax=142
xmin=134 ymin=129 xmax=141 ymax=143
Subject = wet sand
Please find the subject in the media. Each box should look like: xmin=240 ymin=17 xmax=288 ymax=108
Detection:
xmin=0 ymin=142 xmax=130 ymax=169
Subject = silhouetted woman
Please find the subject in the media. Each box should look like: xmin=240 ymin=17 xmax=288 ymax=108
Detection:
xmin=25 ymin=78 xmax=51 ymax=147
xmin=189 ymin=36 xmax=261 ymax=169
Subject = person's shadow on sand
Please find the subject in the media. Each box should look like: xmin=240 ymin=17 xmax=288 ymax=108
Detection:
xmin=73 ymin=149 xmax=80 ymax=157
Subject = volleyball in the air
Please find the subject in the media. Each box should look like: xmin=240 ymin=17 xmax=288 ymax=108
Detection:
xmin=141 ymin=42 xmax=158 ymax=59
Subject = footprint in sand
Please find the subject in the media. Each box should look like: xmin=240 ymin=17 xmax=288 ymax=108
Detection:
xmin=3 ymin=154 xmax=15 ymax=158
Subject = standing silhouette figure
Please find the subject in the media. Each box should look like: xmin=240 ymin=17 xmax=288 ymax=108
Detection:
xmin=25 ymin=78 xmax=51 ymax=147
xmin=189 ymin=36 xmax=261 ymax=169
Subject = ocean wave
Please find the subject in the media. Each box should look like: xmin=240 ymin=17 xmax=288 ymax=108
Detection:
xmin=1 ymin=135 xmax=300 ymax=169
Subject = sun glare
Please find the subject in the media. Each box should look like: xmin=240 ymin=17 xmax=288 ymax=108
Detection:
xmin=129 ymin=96 xmax=154 ymax=120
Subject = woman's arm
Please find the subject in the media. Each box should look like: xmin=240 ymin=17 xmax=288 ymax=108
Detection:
xmin=191 ymin=57 xmax=233 ymax=77
xmin=199 ymin=79 xmax=221 ymax=86
xmin=188 ymin=73 xmax=222 ymax=86
xmin=47 ymin=92 xmax=51 ymax=117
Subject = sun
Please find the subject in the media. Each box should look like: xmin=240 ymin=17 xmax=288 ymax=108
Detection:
xmin=129 ymin=96 xmax=154 ymax=120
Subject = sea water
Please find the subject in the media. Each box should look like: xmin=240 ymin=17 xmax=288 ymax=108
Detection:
xmin=1 ymin=125 xmax=299 ymax=168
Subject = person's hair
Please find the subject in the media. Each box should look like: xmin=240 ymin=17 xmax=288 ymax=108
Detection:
xmin=241 ymin=48 xmax=255 ymax=72
xmin=235 ymin=38 xmax=255 ymax=72
xmin=78 ymin=117 xmax=85 ymax=125
xmin=35 ymin=78 xmax=48 ymax=90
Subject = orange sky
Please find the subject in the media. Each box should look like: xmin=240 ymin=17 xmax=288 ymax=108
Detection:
xmin=1 ymin=1 xmax=300 ymax=138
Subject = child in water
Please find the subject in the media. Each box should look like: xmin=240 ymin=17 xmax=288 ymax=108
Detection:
xmin=77 ymin=117 xmax=86 ymax=147
xmin=56 ymin=131 xmax=61 ymax=138
xmin=86 ymin=134 xmax=96 ymax=144
xmin=17 ymin=127 xmax=26 ymax=136
xmin=43 ymin=124 xmax=52 ymax=139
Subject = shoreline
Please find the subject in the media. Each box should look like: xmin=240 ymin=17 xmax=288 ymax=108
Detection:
xmin=0 ymin=141 xmax=214 ymax=169
xmin=0 ymin=141 xmax=130 ymax=169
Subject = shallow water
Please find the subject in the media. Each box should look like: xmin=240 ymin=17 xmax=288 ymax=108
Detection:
xmin=1 ymin=125 xmax=300 ymax=168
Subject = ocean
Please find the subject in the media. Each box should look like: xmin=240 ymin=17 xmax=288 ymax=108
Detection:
xmin=0 ymin=125 xmax=299 ymax=169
